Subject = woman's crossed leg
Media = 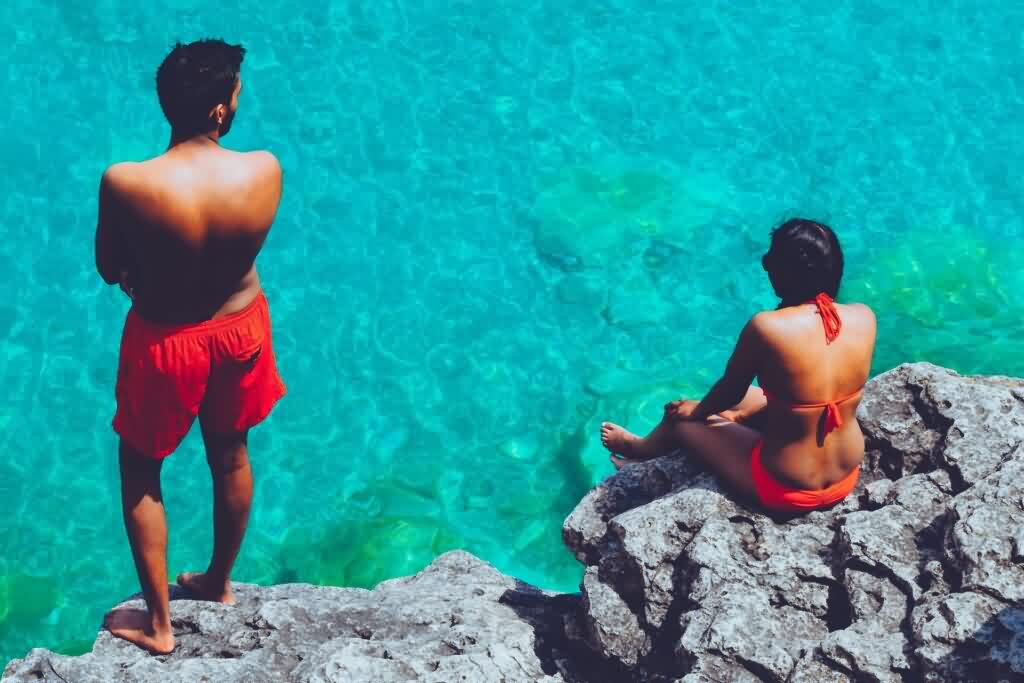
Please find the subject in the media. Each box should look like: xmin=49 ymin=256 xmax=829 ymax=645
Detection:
xmin=600 ymin=385 xmax=765 ymax=500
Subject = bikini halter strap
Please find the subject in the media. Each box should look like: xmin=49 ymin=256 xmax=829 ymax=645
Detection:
xmin=806 ymin=292 xmax=841 ymax=344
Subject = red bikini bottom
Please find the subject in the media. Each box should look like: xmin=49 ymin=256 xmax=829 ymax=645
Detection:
xmin=750 ymin=440 xmax=859 ymax=511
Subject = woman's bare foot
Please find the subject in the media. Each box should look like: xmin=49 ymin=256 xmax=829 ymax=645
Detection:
xmin=600 ymin=422 xmax=640 ymax=455
xmin=176 ymin=572 xmax=235 ymax=604
xmin=601 ymin=422 xmax=647 ymax=469
xmin=609 ymin=452 xmax=633 ymax=470
xmin=104 ymin=608 xmax=175 ymax=654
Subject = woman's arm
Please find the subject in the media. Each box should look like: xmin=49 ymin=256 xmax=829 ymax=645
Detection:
xmin=719 ymin=385 xmax=769 ymax=425
xmin=689 ymin=315 xmax=764 ymax=421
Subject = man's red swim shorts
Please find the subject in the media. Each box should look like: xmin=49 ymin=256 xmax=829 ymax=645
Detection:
xmin=112 ymin=291 xmax=286 ymax=458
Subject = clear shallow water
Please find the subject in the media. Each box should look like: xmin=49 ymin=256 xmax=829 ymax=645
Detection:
xmin=1 ymin=0 xmax=1023 ymax=666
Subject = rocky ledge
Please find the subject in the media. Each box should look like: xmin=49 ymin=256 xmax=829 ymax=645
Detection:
xmin=2 ymin=551 xmax=582 ymax=683
xmin=5 ymin=363 xmax=1024 ymax=682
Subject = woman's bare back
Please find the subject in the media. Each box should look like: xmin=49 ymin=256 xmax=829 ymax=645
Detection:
xmin=754 ymin=301 xmax=877 ymax=488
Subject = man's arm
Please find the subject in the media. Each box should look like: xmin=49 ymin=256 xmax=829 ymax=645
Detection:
xmin=95 ymin=166 xmax=129 ymax=285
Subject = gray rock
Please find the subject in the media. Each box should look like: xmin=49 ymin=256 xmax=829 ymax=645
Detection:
xmin=675 ymin=653 xmax=767 ymax=683
xmin=562 ymin=454 xmax=706 ymax=566
xmin=676 ymin=581 xmax=827 ymax=682
xmin=578 ymin=567 xmax=650 ymax=667
xmin=837 ymin=470 xmax=950 ymax=603
xmin=858 ymin=363 xmax=1024 ymax=486
xmin=945 ymin=449 xmax=1024 ymax=603
xmin=2 ymin=551 xmax=574 ymax=683
xmin=788 ymin=651 xmax=853 ymax=683
xmin=610 ymin=486 xmax=735 ymax=631
xmin=912 ymin=590 xmax=1014 ymax=682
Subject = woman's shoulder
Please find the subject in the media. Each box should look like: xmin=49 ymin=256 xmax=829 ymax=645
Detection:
xmin=838 ymin=301 xmax=877 ymax=325
xmin=745 ymin=308 xmax=791 ymax=340
xmin=836 ymin=302 xmax=878 ymax=348
xmin=748 ymin=301 xmax=876 ymax=337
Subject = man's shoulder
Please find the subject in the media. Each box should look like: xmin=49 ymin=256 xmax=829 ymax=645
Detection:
xmin=100 ymin=161 xmax=154 ymax=206
xmin=244 ymin=148 xmax=281 ymax=165
xmin=211 ymin=150 xmax=281 ymax=196
xmin=229 ymin=149 xmax=281 ymax=176
xmin=105 ymin=156 xmax=179 ymax=192
xmin=101 ymin=160 xmax=142 ymax=188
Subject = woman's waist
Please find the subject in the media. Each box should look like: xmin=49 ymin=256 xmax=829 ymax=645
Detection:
xmin=758 ymin=432 xmax=864 ymax=490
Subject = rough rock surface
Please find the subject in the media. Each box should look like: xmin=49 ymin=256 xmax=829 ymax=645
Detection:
xmin=563 ymin=363 xmax=1024 ymax=682
xmin=2 ymin=551 xmax=581 ymax=683
xmin=6 ymin=363 xmax=1024 ymax=683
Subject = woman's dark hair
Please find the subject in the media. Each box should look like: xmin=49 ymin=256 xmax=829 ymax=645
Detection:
xmin=763 ymin=218 xmax=844 ymax=301
xmin=156 ymin=39 xmax=245 ymax=135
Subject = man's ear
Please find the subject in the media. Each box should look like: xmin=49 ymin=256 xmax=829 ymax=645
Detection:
xmin=211 ymin=103 xmax=226 ymax=125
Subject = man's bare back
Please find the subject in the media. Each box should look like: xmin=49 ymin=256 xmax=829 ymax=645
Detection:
xmin=97 ymin=137 xmax=281 ymax=324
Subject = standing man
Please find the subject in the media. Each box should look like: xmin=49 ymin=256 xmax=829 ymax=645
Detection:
xmin=95 ymin=39 xmax=285 ymax=654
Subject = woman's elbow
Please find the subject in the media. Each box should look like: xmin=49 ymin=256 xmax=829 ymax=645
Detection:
xmin=719 ymin=378 xmax=751 ymax=406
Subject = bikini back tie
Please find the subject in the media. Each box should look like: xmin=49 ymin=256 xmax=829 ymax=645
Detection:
xmin=761 ymin=292 xmax=856 ymax=435
xmin=809 ymin=292 xmax=841 ymax=344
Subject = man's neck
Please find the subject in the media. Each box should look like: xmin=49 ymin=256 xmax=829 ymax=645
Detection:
xmin=168 ymin=129 xmax=220 ymax=151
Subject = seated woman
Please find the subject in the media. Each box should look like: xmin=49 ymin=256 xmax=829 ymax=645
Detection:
xmin=600 ymin=219 xmax=876 ymax=512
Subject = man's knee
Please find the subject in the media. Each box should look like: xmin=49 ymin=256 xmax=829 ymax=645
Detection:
xmin=118 ymin=440 xmax=163 ymax=475
xmin=201 ymin=428 xmax=250 ymax=473
xmin=118 ymin=440 xmax=163 ymax=504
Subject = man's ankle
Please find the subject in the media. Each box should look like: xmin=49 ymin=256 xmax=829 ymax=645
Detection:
xmin=205 ymin=571 xmax=230 ymax=589
xmin=149 ymin=615 xmax=173 ymax=633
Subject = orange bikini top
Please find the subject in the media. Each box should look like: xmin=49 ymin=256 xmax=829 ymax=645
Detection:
xmin=761 ymin=293 xmax=863 ymax=435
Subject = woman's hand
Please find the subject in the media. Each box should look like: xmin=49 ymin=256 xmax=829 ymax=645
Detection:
xmin=664 ymin=399 xmax=701 ymax=421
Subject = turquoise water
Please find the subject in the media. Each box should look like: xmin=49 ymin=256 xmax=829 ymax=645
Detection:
xmin=1 ymin=0 xmax=1023 ymax=666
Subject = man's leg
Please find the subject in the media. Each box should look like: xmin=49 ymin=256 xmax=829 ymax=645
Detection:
xmin=104 ymin=441 xmax=175 ymax=654
xmin=176 ymin=421 xmax=252 ymax=604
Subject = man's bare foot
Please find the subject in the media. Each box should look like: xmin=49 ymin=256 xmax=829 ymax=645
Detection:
xmin=104 ymin=608 xmax=175 ymax=655
xmin=176 ymin=572 xmax=235 ymax=604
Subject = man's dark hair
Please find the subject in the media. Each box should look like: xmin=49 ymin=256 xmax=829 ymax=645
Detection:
xmin=763 ymin=218 xmax=844 ymax=301
xmin=156 ymin=39 xmax=245 ymax=135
